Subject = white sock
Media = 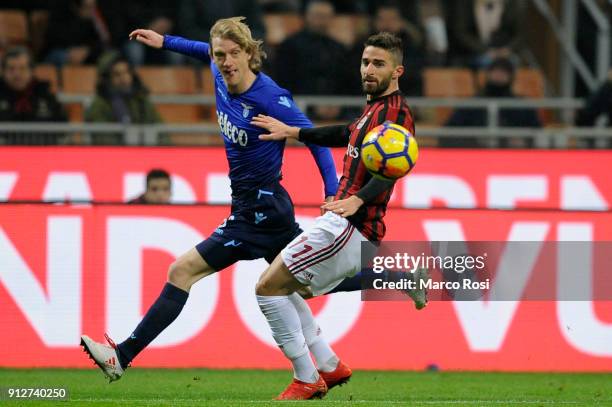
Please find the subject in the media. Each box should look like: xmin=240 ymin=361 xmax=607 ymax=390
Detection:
xmin=289 ymin=293 xmax=339 ymax=373
xmin=257 ymin=295 xmax=318 ymax=383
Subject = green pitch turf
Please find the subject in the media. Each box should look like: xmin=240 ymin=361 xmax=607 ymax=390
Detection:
xmin=1 ymin=368 xmax=611 ymax=406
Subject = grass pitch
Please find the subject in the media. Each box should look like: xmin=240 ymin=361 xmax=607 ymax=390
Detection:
xmin=1 ymin=368 xmax=611 ymax=406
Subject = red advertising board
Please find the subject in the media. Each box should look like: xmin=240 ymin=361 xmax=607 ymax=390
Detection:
xmin=0 ymin=147 xmax=611 ymax=210
xmin=1 ymin=147 xmax=611 ymax=370
xmin=1 ymin=203 xmax=611 ymax=371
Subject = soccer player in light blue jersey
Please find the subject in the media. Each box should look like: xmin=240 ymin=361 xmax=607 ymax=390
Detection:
xmin=80 ymin=17 xmax=343 ymax=387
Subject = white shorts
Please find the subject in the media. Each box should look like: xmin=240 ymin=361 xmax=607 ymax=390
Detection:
xmin=281 ymin=211 xmax=369 ymax=296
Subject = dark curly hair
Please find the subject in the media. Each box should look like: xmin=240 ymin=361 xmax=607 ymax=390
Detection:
xmin=364 ymin=32 xmax=404 ymax=66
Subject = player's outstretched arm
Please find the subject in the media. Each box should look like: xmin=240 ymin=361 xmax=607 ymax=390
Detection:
xmin=253 ymin=114 xmax=350 ymax=147
xmin=129 ymin=29 xmax=210 ymax=62
xmin=252 ymin=115 xmax=300 ymax=141
xmin=129 ymin=29 xmax=164 ymax=49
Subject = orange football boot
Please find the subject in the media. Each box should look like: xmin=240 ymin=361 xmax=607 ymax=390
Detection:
xmin=275 ymin=376 xmax=328 ymax=400
xmin=319 ymin=360 xmax=352 ymax=390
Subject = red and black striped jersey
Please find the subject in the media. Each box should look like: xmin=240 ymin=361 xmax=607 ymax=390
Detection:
xmin=337 ymin=91 xmax=414 ymax=241
xmin=299 ymin=90 xmax=415 ymax=241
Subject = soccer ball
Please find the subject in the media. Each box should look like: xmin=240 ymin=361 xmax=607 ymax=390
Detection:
xmin=361 ymin=121 xmax=418 ymax=179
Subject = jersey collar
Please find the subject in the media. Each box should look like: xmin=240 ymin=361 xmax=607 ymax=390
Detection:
xmin=228 ymin=71 xmax=262 ymax=98
xmin=367 ymin=90 xmax=403 ymax=104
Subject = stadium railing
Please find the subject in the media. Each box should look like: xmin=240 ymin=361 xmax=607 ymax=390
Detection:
xmin=1 ymin=122 xmax=611 ymax=148
xmin=1 ymin=95 xmax=610 ymax=147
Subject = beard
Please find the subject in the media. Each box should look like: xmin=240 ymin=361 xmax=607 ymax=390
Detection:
xmin=362 ymin=75 xmax=392 ymax=98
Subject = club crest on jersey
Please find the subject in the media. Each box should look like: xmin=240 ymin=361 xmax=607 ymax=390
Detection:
xmin=241 ymin=103 xmax=254 ymax=118
xmin=356 ymin=112 xmax=372 ymax=130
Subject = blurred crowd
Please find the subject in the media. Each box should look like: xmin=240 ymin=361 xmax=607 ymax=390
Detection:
xmin=0 ymin=0 xmax=528 ymax=88
xmin=0 ymin=0 xmax=610 ymax=147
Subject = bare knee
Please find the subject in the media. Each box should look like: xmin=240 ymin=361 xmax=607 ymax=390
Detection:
xmin=167 ymin=260 xmax=192 ymax=290
xmin=255 ymin=273 xmax=275 ymax=296
xmin=255 ymin=258 xmax=305 ymax=296
xmin=167 ymin=250 xmax=213 ymax=291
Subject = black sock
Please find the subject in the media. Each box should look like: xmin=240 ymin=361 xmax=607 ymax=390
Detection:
xmin=116 ymin=283 xmax=188 ymax=369
xmin=326 ymin=269 xmax=415 ymax=294
xmin=326 ymin=272 xmax=364 ymax=293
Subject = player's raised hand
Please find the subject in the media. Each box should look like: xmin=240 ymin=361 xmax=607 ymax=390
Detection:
xmin=321 ymin=195 xmax=364 ymax=217
xmin=252 ymin=114 xmax=300 ymax=141
xmin=129 ymin=29 xmax=164 ymax=49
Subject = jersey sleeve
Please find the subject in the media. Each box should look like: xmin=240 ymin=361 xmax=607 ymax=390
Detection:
xmin=298 ymin=125 xmax=350 ymax=147
xmin=355 ymin=177 xmax=395 ymax=203
xmin=265 ymin=93 xmax=339 ymax=197
xmin=163 ymin=35 xmax=210 ymax=64
xmin=264 ymin=92 xmax=312 ymax=128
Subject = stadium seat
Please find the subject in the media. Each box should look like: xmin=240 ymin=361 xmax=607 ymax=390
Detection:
xmin=169 ymin=64 xmax=219 ymax=141
xmin=200 ymin=67 xmax=215 ymax=120
xmin=61 ymin=66 xmax=97 ymax=122
xmin=0 ymin=10 xmax=28 ymax=46
xmin=136 ymin=67 xmax=202 ymax=128
xmin=200 ymin=67 xmax=214 ymax=94
xmin=425 ymin=68 xmax=476 ymax=98
xmin=263 ymin=14 xmax=304 ymax=46
xmin=514 ymin=68 xmax=545 ymax=98
xmin=136 ymin=66 xmax=198 ymax=94
xmin=61 ymin=65 xmax=97 ymax=94
xmin=328 ymin=15 xmax=369 ymax=47
xmin=424 ymin=68 xmax=476 ymax=124
xmin=515 ymin=69 xmax=551 ymax=124
xmin=477 ymin=68 xmax=550 ymax=124
xmin=476 ymin=68 xmax=545 ymax=98
xmin=156 ymin=105 xmax=203 ymax=123
xmin=34 ymin=64 xmax=59 ymax=93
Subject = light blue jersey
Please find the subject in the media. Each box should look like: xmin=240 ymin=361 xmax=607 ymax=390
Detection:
xmin=163 ymin=35 xmax=338 ymax=198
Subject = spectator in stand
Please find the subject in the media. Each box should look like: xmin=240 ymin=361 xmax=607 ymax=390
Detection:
xmin=576 ymin=72 xmax=612 ymax=127
xmin=373 ymin=1 xmax=426 ymax=95
xmin=128 ymin=169 xmax=172 ymax=204
xmin=576 ymin=70 xmax=612 ymax=148
xmin=449 ymin=0 xmax=522 ymax=68
xmin=445 ymin=57 xmax=541 ymax=148
xmin=0 ymin=47 xmax=67 ymax=144
xmin=366 ymin=0 xmax=448 ymax=65
xmin=44 ymin=0 xmax=111 ymax=65
xmin=418 ymin=0 xmax=449 ymax=66
xmin=101 ymin=0 xmax=182 ymax=66
xmin=177 ymin=0 xmax=265 ymax=44
xmin=85 ymin=52 xmax=162 ymax=144
xmin=275 ymin=0 xmax=349 ymax=120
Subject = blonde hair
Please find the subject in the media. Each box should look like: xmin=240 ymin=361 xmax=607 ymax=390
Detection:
xmin=209 ymin=17 xmax=266 ymax=73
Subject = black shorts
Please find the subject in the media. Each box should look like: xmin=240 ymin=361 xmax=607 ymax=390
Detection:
xmin=196 ymin=181 xmax=302 ymax=271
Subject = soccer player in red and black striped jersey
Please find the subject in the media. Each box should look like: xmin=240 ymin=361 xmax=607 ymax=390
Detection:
xmin=250 ymin=32 xmax=420 ymax=400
